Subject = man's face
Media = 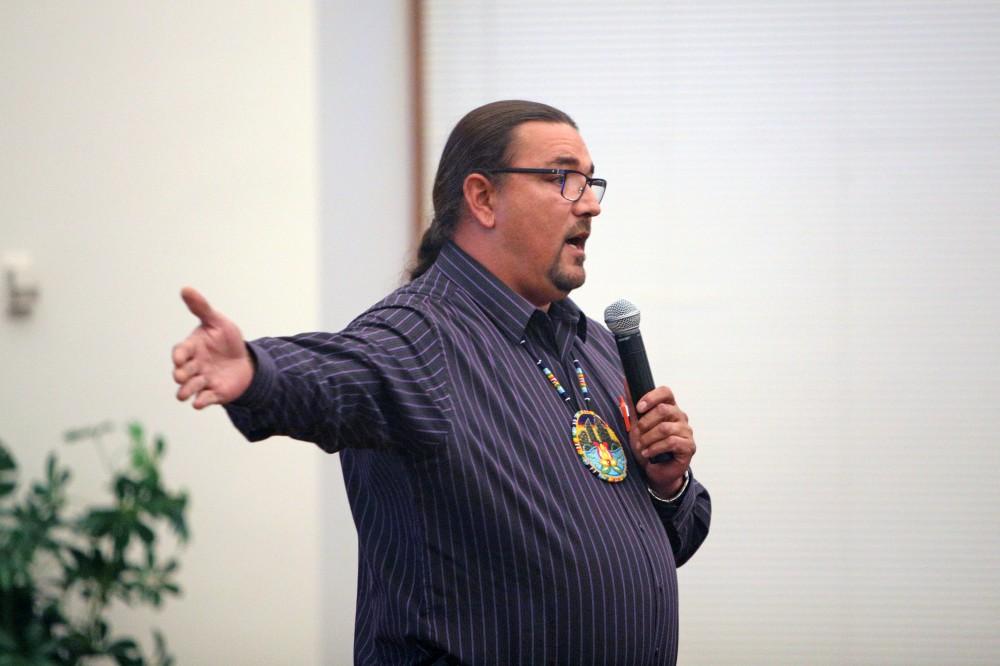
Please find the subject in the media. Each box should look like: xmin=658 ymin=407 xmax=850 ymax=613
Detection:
xmin=491 ymin=121 xmax=602 ymax=307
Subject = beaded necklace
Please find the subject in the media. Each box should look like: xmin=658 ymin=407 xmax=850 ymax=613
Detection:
xmin=520 ymin=339 xmax=627 ymax=483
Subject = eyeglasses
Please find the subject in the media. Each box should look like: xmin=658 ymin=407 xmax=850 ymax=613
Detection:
xmin=476 ymin=167 xmax=607 ymax=203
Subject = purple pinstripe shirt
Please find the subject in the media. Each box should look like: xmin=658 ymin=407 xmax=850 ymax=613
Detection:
xmin=225 ymin=242 xmax=711 ymax=665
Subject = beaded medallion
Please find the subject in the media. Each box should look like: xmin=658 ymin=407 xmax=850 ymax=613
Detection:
xmin=571 ymin=409 xmax=628 ymax=482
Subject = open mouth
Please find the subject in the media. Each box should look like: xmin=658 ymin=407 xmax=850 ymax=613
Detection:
xmin=565 ymin=232 xmax=589 ymax=250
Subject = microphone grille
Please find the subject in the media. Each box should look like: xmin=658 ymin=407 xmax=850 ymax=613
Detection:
xmin=603 ymin=298 xmax=641 ymax=334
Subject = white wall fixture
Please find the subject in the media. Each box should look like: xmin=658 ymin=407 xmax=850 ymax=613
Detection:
xmin=2 ymin=251 xmax=39 ymax=318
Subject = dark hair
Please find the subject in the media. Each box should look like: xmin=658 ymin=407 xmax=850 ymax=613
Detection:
xmin=408 ymin=100 xmax=577 ymax=281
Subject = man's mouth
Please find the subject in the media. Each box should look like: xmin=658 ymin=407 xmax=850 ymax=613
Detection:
xmin=565 ymin=231 xmax=589 ymax=250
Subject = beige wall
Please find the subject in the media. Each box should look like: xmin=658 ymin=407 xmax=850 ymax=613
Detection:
xmin=1 ymin=2 xmax=322 ymax=662
xmin=314 ymin=1 xmax=416 ymax=663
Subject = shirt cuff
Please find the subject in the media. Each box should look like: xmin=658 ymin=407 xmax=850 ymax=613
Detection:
xmin=649 ymin=469 xmax=699 ymax=522
xmin=647 ymin=469 xmax=690 ymax=504
xmin=228 ymin=341 xmax=277 ymax=409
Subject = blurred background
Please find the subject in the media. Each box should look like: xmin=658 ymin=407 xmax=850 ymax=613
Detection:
xmin=2 ymin=1 xmax=998 ymax=663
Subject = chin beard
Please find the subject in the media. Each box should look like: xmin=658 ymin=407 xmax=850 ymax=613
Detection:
xmin=549 ymin=264 xmax=586 ymax=294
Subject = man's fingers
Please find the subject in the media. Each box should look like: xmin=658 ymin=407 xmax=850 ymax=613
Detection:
xmin=193 ymin=389 xmax=220 ymax=410
xmin=176 ymin=375 xmax=207 ymax=402
xmin=636 ymin=386 xmax=676 ymax=413
xmin=172 ymin=341 xmax=194 ymax=367
xmin=173 ymin=360 xmax=198 ymax=384
xmin=637 ymin=403 xmax=687 ymax=431
xmin=639 ymin=420 xmax=691 ymax=447
xmin=181 ymin=286 xmax=218 ymax=326
xmin=176 ymin=373 xmax=220 ymax=408
xmin=641 ymin=436 xmax=695 ymax=461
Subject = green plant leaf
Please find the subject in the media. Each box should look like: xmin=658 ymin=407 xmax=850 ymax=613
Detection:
xmin=0 ymin=479 xmax=15 ymax=499
xmin=63 ymin=421 xmax=114 ymax=443
xmin=107 ymin=637 xmax=143 ymax=666
xmin=0 ymin=442 xmax=17 ymax=499
xmin=153 ymin=629 xmax=174 ymax=666
xmin=58 ymin=629 xmax=97 ymax=660
xmin=128 ymin=422 xmax=144 ymax=446
xmin=80 ymin=508 xmax=118 ymax=538
xmin=0 ymin=625 xmax=17 ymax=650
xmin=135 ymin=522 xmax=155 ymax=545
xmin=4 ymin=422 xmax=188 ymax=665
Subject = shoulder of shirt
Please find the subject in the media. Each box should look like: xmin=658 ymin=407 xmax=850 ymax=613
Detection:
xmin=342 ymin=268 xmax=456 ymax=331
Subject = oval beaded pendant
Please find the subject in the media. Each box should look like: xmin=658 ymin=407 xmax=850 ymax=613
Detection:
xmin=571 ymin=410 xmax=628 ymax=482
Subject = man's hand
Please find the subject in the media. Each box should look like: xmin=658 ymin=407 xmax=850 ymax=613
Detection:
xmin=629 ymin=386 xmax=696 ymax=498
xmin=172 ymin=287 xmax=254 ymax=409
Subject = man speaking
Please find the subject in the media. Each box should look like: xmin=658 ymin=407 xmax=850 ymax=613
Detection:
xmin=172 ymin=100 xmax=711 ymax=665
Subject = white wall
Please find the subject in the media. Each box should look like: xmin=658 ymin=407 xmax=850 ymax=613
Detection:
xmin=1 ymin=2 xmax=322 ymax=663
xmin=424 ymin=1 xmax=1000 ymax=663
xmin=315 ymin=1 xmax=415 ymax=663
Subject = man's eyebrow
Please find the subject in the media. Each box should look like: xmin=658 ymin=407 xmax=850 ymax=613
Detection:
xmin=548 ymin=155 xmax=595 ymax=175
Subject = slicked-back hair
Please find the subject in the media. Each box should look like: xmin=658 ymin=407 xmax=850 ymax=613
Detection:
xmin=408 ymin=100 xmax=577 ymax=281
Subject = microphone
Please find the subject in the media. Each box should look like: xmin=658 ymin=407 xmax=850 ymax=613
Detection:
xmin=603 ymin=299 xmax=673 ymax=464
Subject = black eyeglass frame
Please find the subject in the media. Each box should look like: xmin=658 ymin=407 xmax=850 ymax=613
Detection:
xmin=474 ymin=167 xmax=607 ymax=203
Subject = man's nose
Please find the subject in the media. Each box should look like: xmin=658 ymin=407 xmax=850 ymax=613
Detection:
xmin=573 ymin=184 xmax=602 ymax=217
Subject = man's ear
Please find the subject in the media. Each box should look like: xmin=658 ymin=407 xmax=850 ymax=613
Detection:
xmin=462 ymin=172 xmax=497 ymax=229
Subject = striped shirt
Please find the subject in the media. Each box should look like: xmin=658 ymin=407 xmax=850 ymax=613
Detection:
xmin=225 ymin=241 xmax=711 ymax=665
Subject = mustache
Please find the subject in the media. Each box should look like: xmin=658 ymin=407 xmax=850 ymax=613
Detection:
xmin=565 ymin=219 xmax=592 ymax=240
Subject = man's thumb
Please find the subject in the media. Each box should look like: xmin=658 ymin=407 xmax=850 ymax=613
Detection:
xmin=181 ymin=286 xmax=217 ymax=325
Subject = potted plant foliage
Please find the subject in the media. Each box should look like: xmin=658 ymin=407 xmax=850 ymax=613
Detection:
xmin=0 ymin=422 xmax=188 ymax=665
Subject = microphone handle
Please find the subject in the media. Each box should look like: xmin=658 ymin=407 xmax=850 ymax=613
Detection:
xmin=615 ymin=331 xmax=673 ymax=464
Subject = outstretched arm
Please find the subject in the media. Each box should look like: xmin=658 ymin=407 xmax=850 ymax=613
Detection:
xmin=171 ymin=288 xmax=452 ymax=454
xmin=172 ymin=287 xmax=255 ymax=409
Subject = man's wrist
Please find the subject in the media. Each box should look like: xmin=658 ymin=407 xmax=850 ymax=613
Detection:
xmin=229 ymin=341 xmax=273 ymax=408
xmin=647 ymin=470 xmax=690 ymax=504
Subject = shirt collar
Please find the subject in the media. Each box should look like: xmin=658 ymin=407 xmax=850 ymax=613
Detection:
xmin=434 ymin=241 xmax=588 ymax=344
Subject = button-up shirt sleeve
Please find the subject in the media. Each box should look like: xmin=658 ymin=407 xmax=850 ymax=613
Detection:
xmin=650 ymin=471 xmax=712 ymax=566
xmin=223 ymin=304 xmax=452 ymax=454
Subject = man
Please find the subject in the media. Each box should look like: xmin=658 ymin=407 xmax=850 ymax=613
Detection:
xmin=172 ymin=100 xmax=711 ymax=665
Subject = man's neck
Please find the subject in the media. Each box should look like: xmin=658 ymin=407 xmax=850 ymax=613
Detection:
xmin=451 ymin=235 xmax=554 ymax=312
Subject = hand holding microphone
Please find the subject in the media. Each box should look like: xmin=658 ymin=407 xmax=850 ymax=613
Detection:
xmin=604 ymin=299 xmax=696 ymax=496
